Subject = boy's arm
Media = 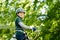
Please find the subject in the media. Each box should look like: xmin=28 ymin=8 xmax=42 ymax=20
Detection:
xmin=18 ymin=22 xmax=32 ymax=29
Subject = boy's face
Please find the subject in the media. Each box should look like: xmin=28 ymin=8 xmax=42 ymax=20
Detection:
xmin=17 ymin=12 xmax=25 ymax=18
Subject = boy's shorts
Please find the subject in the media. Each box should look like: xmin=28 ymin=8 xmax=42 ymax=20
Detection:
xmin=16 ymin=32 xmax=29 ymax=40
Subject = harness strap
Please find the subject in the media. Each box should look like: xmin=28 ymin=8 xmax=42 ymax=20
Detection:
xmin=16 ymin=30 xmax=25 ymax=33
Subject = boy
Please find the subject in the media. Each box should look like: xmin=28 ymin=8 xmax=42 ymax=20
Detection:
xmin=15 ymin=8 xmax=36 ymax=40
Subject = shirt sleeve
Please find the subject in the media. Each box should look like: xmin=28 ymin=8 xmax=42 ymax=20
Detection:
xmin=17 ymin=18 xmax=32 ymax=29
xmin=18 ymin=22 xmax=32 ymax=29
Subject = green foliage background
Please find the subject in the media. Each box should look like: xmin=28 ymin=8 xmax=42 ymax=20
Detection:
xmin=0 ymin=0 xmax=60 ymax=40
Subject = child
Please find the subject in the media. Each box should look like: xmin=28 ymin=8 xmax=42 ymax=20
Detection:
xmin=15 ymin=8 xmax=36 ymax=40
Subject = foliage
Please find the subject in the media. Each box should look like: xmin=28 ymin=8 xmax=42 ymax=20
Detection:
xmin=0 ymin=0 xmax=60 ymax=40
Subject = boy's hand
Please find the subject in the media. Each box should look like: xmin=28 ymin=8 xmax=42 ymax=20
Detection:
xmin=30 ymin=26 xmax=36 ymax=31
xmin=32 ymin=27 xmax=36 ymax=31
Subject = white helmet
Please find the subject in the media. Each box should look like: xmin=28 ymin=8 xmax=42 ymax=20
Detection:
xmin=16 ymin=8 xmax=25 ymax=14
